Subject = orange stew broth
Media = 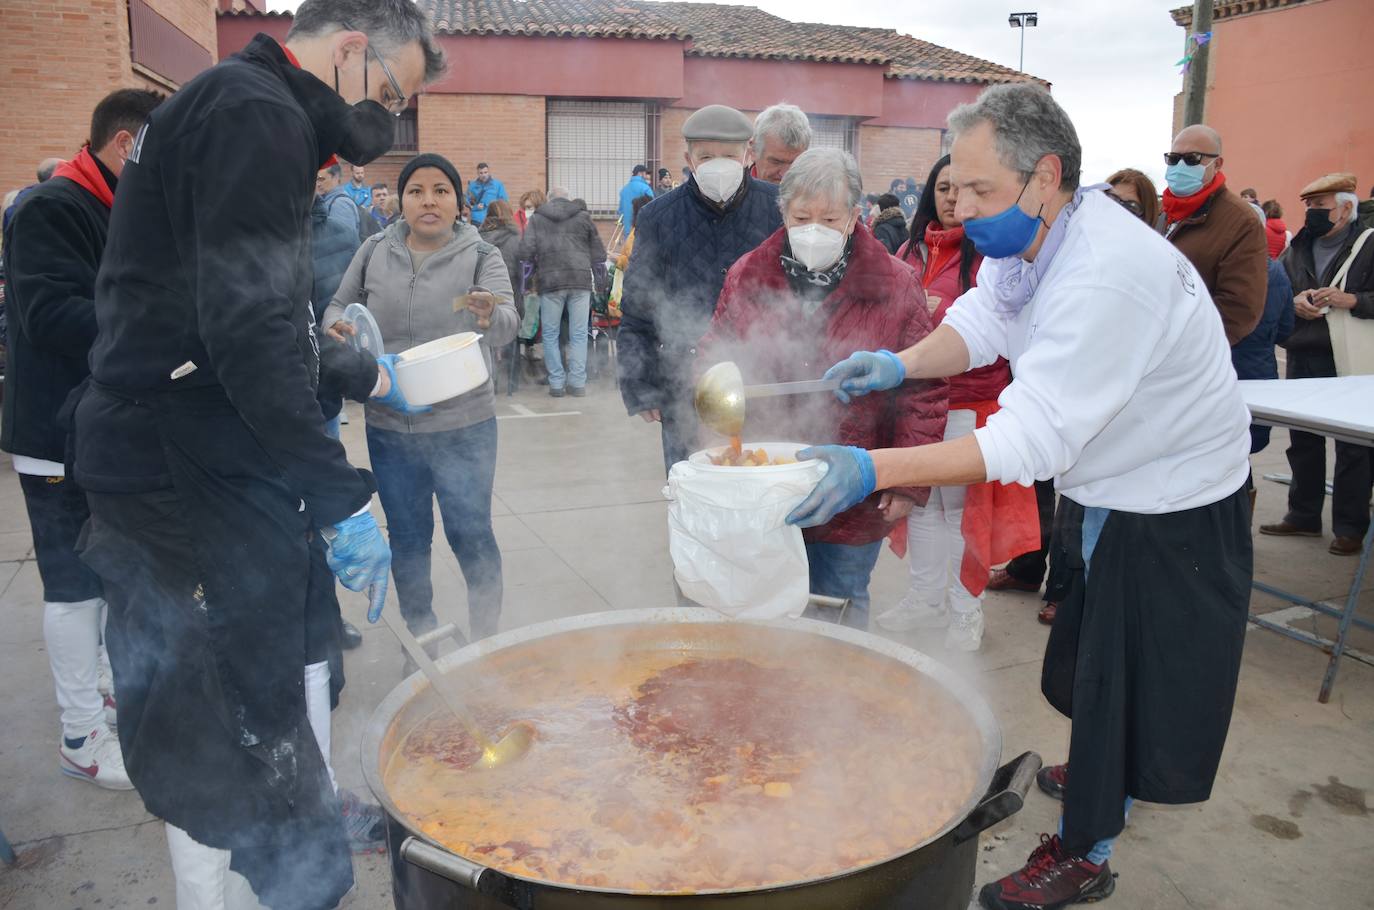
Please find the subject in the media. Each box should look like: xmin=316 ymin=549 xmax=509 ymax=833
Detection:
xmin=384 ymin=649 xmax=983 ymax=894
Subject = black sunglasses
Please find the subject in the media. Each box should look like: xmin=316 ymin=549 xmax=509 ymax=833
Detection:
xmin=1106 ymin=192 xmax=1144 ymax=217
xmin=1164 ymin=151 xmax=1219 ymax=167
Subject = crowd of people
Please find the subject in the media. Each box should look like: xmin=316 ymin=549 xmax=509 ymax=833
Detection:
xmin=1 ymin=0 xmax=1372 ymax=907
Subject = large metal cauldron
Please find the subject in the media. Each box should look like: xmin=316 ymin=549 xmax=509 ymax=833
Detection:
xmin=362 ymin=609 xmax=1038 ymax=910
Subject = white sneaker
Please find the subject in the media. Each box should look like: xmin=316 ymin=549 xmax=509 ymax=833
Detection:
xmin=876 ymin=594 xmax=949 ymax=632
xmin=944 ymin=610 xmax=985 ymax=652
xmin=60 ymin=725 xmax=134 ymax=790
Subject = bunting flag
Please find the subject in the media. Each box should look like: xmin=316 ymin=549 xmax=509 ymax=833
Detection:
xmin=1177 ymin=31 xmax=1214 ymax=73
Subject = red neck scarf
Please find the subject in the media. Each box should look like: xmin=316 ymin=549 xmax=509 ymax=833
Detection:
xmin=52 ymin=146 xmax=115 ymax=209
xmin=922 ymin=222 xmax=964 ymax=289
xmin=279 ymin=41 xmax=340 ymax=170
xmin=1162 ymin=170 xmax=1226 ymax=225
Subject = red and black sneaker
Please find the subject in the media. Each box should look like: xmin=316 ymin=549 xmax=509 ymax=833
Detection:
xmin=1037 ymin=762 xmax=1068 ymax=800
xmin=979 ymin=833 xmax=1115 ymax=909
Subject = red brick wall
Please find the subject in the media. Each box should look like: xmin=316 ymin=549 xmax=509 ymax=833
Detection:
xmin=418 ymin=93 xmax=547 ymax=208
xmin=2 ymin=0 xmax=216 ymax=196
xmin=857 ymin=124 xmax=945 ymax=198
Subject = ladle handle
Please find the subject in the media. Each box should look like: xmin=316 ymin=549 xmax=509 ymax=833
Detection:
xmin=743 ymin=378 xmax=843 ymax=399
xmin=378 ymin=607 xmax=495 ymax=752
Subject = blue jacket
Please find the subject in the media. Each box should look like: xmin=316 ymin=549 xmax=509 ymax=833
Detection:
xmin=1231 ymin=257 xmax=1294 ymax=453
xmin=467 ymin=176 xmax=508 ymax=224
xmin=616 ymin=175 xmax=782 ymax=415
xmin=310 ymin=194 xmax=361 ymax=323
xmin=319 ymin=186 xmax=361 ymax=243
xmin=617 ymin=175 xmax=654 ymax=234
xmin=342 ymin=181 xmax=371 ymax=208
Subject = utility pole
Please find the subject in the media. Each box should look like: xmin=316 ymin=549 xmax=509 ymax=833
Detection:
xmin=1183 ymin=0 xmax=1213 ymax=126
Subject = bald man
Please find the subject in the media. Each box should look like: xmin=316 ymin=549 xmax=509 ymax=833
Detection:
xmin=1161 ymin=125 xmax=1268 ymax=345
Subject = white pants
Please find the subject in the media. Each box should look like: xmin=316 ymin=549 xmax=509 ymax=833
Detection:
xmin=44 ymin=597 xmax=106 ymax=738
xmin=304 ymin=660 xmax=337 ymax=793
xmin=905 ymin=409 xmax=982 ymax=616
xmin=165 ymin=663 xmax=336 ymax=910
xmin=166 ymin=824 xmax=266 ymax=910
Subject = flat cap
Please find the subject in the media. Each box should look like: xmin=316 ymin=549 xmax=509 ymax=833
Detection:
xmin=683 ymin=104 xmax=753 ymax=142
xmin=1299 ymin=172 xmax=1357 ymax=199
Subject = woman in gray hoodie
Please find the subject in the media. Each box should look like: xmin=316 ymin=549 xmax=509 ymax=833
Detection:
xmin=324 ymin=154 xmax=518 ymax=640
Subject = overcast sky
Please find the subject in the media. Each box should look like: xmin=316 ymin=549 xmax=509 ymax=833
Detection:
xmin=268 ymin=0 xmax=1190 ymax=187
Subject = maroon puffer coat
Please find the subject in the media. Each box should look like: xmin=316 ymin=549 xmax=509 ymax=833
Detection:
xmin=698 ymin=224 xmax=949 ymax=546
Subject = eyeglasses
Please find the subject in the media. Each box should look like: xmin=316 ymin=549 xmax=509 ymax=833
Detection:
xmin=1163 ymin=151 xmax=1219 ymax=167
xmin=368 ymin=46 xmax=409 ymax=116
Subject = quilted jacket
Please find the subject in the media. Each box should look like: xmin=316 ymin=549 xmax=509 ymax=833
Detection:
xmin=616 ymin=175 xmax=782 ymax=415
xmin=698 ymin=223 xmax=949 ymax=546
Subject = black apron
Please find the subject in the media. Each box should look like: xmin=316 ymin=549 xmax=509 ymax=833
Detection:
xmin=1040 ymin=484 xmax=1252 ymax=854
xmin=75 ymin=381 xmax=352 ymax=910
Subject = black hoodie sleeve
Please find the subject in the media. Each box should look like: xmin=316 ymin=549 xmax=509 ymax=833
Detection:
xmin=164 ymin=101 xmax=370 ymax=526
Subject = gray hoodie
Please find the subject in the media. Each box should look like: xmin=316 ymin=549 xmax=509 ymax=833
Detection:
xmin=323 ymin=220 xmax=518 ymax=434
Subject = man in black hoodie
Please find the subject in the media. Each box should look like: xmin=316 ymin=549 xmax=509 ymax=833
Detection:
xmin=68 ymin=2 xmax=445 ymax=907
xmin=2 ymin=88 xmax=164 ymax=794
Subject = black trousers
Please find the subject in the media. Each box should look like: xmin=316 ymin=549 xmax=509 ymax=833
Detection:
xmin=18 ymin=473 xmax=103 ymax=603
xmin=1003 ymin=479 xmax=1057 ymax=586
xmin=1283 ymin=351 xmax=1373 ymax=538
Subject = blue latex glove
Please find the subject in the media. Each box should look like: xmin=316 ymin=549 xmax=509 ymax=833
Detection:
xmin=822 ymin=349 xmax=905 ymax=404
xmin=786 ymin=446 xmax=877 ymax=528
xmin=372 ymin=354 xmax=432 ymax=414
xmin=323 ymin=512 xmax=392 ymax=622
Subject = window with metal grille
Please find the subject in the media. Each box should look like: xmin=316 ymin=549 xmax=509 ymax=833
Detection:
xmin=393 ymin=108 xmax=419 ymax=153
xmin=128 ymin=0 xmax=213 ymax=87
xmin=809 ymin=115 xmax=858 ymax=155
xmin=546 ymin=100 xmax=657 ymax=216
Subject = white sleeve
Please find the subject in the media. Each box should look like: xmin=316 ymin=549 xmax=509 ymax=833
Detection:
xmin=972 ymin=282 xmax=1167 ymax=487
xmin=941 ymin=285 xmax=1007 ymax=369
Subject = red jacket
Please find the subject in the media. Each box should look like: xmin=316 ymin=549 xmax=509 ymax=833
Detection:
xmin=1265 ymin=218 xmax=1288 ymax=260
xmin=699 ymin=224 xmax=949 ymax=546
xmin=897 ymin=225 xmax=1011 ymax=406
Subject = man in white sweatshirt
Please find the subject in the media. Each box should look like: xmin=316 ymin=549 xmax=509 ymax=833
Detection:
xmin=792 ymin=84 xmax=1253 ymax=910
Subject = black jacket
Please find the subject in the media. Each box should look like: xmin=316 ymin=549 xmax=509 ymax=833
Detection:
xmin=1279 ymin=222 xmax=1374 ymax=358
xmin=479 ymin=220 xmax=526 ymax=315
xmin=74 ymin=34 xmax=370 ymax=526
xmin=1 ymin=161 xmax=116 ymax=462
xmin=616 ymin=175 xmax=782 ymax=415
xmin=871 ymin=207 xmax=908 ymax=256
xmin=518 ymin=197 xmax=606 ymax=293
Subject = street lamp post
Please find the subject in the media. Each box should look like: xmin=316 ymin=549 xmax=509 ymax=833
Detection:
xmin=1008 ymin=11 xmax=1038 ymax=73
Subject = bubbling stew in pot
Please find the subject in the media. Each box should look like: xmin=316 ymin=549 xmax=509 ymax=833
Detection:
xmin=384 ymin=642 xmax=983 ymax=894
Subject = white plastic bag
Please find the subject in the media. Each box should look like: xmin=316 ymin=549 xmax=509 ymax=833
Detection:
xmin=664 ymin=442 xmax=826 ymax=619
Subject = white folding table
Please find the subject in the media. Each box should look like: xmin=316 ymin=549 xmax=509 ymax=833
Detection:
xmin=1239 ymin=376 xmax=1374 ymax=702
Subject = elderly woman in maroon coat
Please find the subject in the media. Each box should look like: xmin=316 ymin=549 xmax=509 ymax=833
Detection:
xmin=697 ymin=147 xmax=949 ymax=629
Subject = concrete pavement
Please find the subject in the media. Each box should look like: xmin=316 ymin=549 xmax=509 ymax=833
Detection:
xmin=1 ymin=376 xmax=1371 ymax=909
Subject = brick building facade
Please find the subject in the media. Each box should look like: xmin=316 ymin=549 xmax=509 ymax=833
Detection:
xmin=216 ymin=0 xmax=1041 ymax=230
xmin=2 ymin=0 xmax=231 ymax=195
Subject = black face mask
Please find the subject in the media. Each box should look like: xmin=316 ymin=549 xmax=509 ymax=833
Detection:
xmin=337 ymin=99 xmax=395 ymax=166
xmin=334 ymin=61 xmax=397 ymax=166
xmin=1304 ymin=207 xmax=1335 ymax=237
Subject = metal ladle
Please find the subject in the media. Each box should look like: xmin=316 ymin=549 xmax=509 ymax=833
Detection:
xmin=379 ymin=607 xmax=534 ymax=771
xmin=693 ymin=361 xmax=842 ymax=438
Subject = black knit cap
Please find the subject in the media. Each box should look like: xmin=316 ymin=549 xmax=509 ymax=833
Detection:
xmin=397 ymin=153 xmax=463 ymax=199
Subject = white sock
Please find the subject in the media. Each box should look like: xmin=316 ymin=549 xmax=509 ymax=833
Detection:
xmin=304 ymin=660 xmax=337 ymax=793
xmin=43 ymin=598 xmax=106 ymax=740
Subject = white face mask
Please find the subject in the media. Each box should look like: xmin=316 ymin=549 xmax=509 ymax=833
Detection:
xmin=693 ymin=157 xmax=745 ymax=204
xmin=524 ymin=206 xmax=535 ymax=216
xmin=788 ymin=223 xmax=848 ymax=271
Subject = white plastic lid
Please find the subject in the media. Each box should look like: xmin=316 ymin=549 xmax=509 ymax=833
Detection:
xmin=342 ymin=303 xmax=384 ymax=356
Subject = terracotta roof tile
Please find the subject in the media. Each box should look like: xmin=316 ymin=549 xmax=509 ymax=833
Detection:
xmin=411 ymin=0 xmax=1034 ymax=83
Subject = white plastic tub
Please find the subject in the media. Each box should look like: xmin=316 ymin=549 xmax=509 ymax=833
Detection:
xmin=393 ymin=332 xmax=488 ymax=406
xmin=686 ymin=441 xmax=820 ymax=476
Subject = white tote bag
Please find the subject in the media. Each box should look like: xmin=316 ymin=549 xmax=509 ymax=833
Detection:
xmin=1328 ymin=228 xmax=1374 ymax=376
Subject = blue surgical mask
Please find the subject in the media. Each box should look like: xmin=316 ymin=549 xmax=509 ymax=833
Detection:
xmin=963 ymin=178 xmax=1045 ymax=259
xmin=1165 ymin=160 xmax=1207 ymax=197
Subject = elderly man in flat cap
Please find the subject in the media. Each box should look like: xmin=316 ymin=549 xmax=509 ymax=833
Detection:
xmin=617 ymin=104 xmax=783 ymax=472
xmin=1261 ymin=173 xmax=1374 ymax=555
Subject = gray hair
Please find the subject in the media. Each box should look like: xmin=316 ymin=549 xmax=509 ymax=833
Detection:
xmin=947 ymin=83 xmax=1082 ymax=191
xmin=778 ymin=147 xmax=862 ymax=213
xmin=549 ymin=186 xmax=570 ymax=200
xmin=288 ymin=0 xmax=448 ymax=83
xmin=1336 ymin=191 xmax=1360 ymax=223
xmin=752 ymin=104 xmax=812 ymax=156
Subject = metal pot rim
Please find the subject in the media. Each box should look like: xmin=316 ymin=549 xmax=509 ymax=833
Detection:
xmin=361 ymin=608 xmax=1003 ymax=897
